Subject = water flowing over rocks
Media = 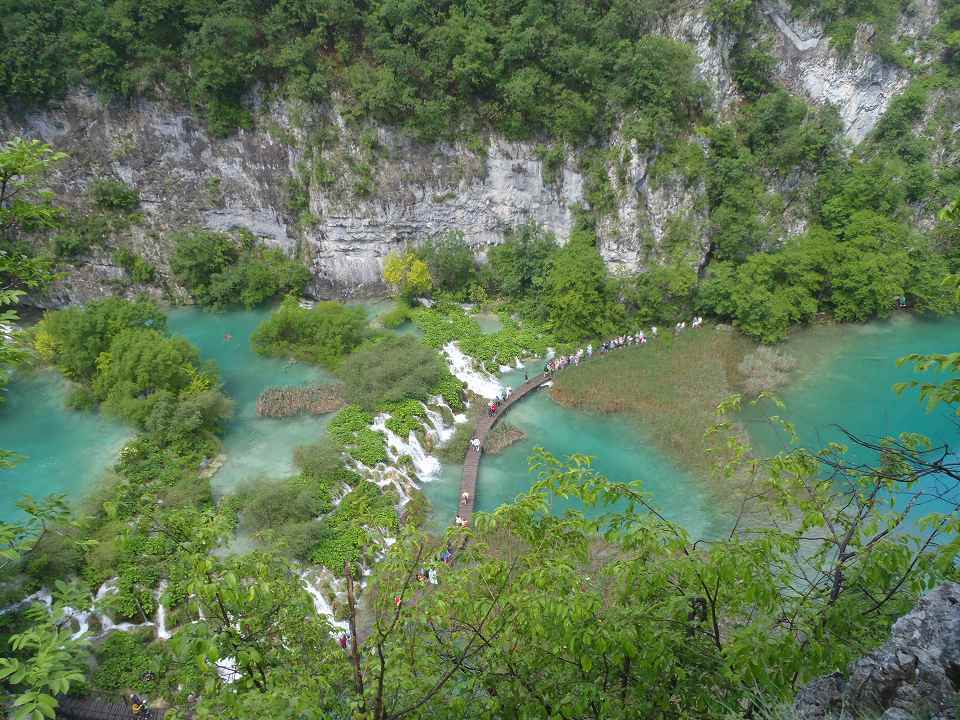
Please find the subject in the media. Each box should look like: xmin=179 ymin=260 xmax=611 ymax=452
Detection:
xmin=794 ymin=582 xmax=960 ymax=720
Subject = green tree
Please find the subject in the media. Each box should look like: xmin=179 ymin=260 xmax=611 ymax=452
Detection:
xmin=337 ymin=335 xmax=444 ymax=410
xmin=416 ymin=232 xmax=477 ymax=296
xmin=251 ymin=295 xmax=368 ymax=368
xmin=0 ymin=582 xmax=89 ymax=720
xmin=0 ymin=138 xmax=66 ymax=240
xmin=544 ymin=229 xmax=620 ymax=341
xmin=382 ymin=251 xmax=432 ymax=302
xmin=486 ymin=224 xmax=558 ymax=303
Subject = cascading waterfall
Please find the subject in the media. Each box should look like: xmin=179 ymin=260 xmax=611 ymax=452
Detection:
xmin=442 ymin=341 xmax=504 ymax=399
xmin=155 ymin=580 xmax=171 ymax=640
xmin=372 ymin=413 xmax=441 ymax=479
xmin=423 ymin=403 xmax=455 ymax=445
xmin=300 ymin=570 xmax=350 ymax=634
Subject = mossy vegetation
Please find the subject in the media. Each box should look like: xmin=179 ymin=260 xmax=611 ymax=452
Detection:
xmin=550 ymin=328 xmax=754 ymax=485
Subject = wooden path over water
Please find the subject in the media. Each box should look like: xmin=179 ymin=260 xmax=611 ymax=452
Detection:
xmin=55 ymin=696 xmax=166 ymax=719
xmin=457 ymin=372 xmax=551 ymax=526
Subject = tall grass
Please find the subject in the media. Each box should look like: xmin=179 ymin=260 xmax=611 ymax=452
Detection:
xmin=551 ymin=328 xmax=754 ymax=482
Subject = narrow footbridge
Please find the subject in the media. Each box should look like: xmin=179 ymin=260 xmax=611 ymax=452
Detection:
xmin=457 ymin=372 xmax=551 ymax=526
xmin=55 ymin=696 xmax=166 ymax=719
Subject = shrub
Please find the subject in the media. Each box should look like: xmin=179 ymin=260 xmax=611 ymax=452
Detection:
xmin=90 ymin=178 xmax=139 ymax=211
xmin=251 ymin=295 xmax=367 ymax=368
xmin=337 ymin=335 xmax=445 ymax=411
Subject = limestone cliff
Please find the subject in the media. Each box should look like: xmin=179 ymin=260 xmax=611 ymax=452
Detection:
xmin=0 ymin=0 xmax=940 ymax=304
xmin=794 ymin=582 xmax=960 ymax=720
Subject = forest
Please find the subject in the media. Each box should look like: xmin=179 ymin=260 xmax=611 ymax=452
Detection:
xmin=1 ymin=0 xmax=960 ymax=717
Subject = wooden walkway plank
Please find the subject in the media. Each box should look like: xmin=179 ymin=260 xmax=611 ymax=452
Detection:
xmin=456 ymin=372 xmax=551 ymax=526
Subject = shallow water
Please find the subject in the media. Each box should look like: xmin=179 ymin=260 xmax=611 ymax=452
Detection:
xmin=167 ymin=306 xmax=335 ymax=495
xmin=421 ymin=361 xmax=717 ymax=537
xmin=743 ymin=314 xmax=960 ymax=519
xmin=0 ymin=371 xmax=131 ymax=521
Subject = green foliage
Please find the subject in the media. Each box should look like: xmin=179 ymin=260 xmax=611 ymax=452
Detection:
xmin=237 ymin=474 xmax=337 ymax=531
xmin=91 ymin=631 xmax=167 ymax=697
xmin=112 ymin=248 xmax=156 ymax=284
xmin=620 ymin=262 xmax=698 ymax=326
xmin=486 ymin=224 xmax=558 ymax=305
xmin=544 ymin=229 xmax=622 ymax=342
xmin=698 ymin=217 xmax=956 ymax=342
xmin=415 ymin=232 xmax=478 ymax=297
xmin=380 ymin=305 xmax=412 ymax=329
xmin=251 ymin=295 xmax=368 ymax=368
xmin=171 ymin=229 xmax=309 ymax=308
xmin=0 ymin=583 xmax=89 ymax=720
xmin=412 ymin=303 xmax=551 ymax=373
xmin=89 ymin=178 xmax=139 ymax=211
xmin=382 ymin=399 xmax=428 ymax=438
xmin=328 ymin=404 xmax=387 ymax=464
xmin=0 ymin=138 xmax=66 ymax=239
xmin=37 ymin=297 xmax=166 ymax=381
xmin=337 ymin=335 xmax=445 ymax=411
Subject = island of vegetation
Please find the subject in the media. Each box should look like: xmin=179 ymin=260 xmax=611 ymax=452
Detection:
xmin=1 ymin=0 xmax=960 ymax=717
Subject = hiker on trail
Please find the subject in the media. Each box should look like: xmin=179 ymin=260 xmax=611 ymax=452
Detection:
xmin=651 ymin=326 xmax=658 ymax=336
xmin=524 ymin=369 xmax=528 ymax=381
xmin=461 ymin=491 xmax=469 ymax=504
xmin=428 ymin=567 xmax=438 ymax=585
xmin=131 ymin=695 xmax=146 ymax=718
xmin=394 ymin=595 xmax=402 ymax=608
xmin=224 ymin=333 xmax=232 ymax=342
xmin=455 ymin=514 xmax=464 ymax=527
xmin=339 ymin=634 xmax=348 ymax=649
xmin=471 ymin=437 xmax=480 ymax=452
xmin=506 ymin=386 xmax=513 ymax=398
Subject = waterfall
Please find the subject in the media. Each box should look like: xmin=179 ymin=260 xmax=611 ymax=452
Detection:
xmin=423 ymin=403 xmax=455 ymax=445
xmin=515 ymin=357 xmax=524 ymax=369
xmin=300 ymin=570 xmax=350 ymax=634
xmin=442 ymin=342 xmax=504 ymax=399
xmin=155 ymin=580 xmax=171 ymax=640
xmin=372 ymin=413 xmax=441 ymax=480
xmin=499 ymin=364 xmax=513 ymax=373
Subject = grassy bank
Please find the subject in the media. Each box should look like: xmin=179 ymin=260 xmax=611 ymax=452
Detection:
xmin=550 ymin=327 xmax=756 ymax=501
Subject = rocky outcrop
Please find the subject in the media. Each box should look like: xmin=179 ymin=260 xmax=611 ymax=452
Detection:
xmin=0 ymin=0 xmax=940 ymax=303
xmin=794 ymin=583 xmax=960 ymax=720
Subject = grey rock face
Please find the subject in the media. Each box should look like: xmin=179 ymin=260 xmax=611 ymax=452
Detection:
xmin=794 ymin=582 xmax=960 ymax=720
xmin=0 ymin=0 xmax=939 ymax=304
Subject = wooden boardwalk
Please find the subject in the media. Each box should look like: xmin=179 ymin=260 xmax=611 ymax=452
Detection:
xmin=56 ymin=696 xmax=166 ymax=719
xmin=457 ymin=372 xmax=551 ymax=526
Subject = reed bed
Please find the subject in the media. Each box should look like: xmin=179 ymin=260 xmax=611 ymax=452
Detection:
xmin=486 ymin=422 xmax=526 ymax=454
xmin=550 ymin=328 xmax=754 ymax=480
xmin=256 ymin=384 xmax=346 ymax=418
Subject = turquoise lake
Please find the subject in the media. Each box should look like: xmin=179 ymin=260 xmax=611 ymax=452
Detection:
xmin=743 ymin=314 xmax=960 ymax=519
xmin=2 ymin=307 xmax=958 ymax=532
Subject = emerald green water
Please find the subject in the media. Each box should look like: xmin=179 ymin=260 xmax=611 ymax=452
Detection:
xmin=0 ymin=371 xmax=131 ymax=521
xmin=6 ymin=303 xmax=958 ymax=532
xmin=167 ymin=306 xmax=335 ymax=495
xmin=422 ymin=362 xmax=719 ymax=537
xmin=743 ymin=314 xmax=960 ymax=518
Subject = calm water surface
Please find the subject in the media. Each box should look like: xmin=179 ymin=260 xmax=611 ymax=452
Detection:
xmin=5 ymin=306 xmax=959 ymax=530
xmin=743 ymin=314 xmax=960 ymax=519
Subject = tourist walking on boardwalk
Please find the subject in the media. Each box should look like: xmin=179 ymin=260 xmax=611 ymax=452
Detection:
xmin=461 ymin=491 xmax=469 ymax=504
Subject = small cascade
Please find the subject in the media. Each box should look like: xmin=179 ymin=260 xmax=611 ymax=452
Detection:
xmin=423 ymin=404 xmax=455 ymax=445
xmin=372 ymin=414 xmax=441 ymax=480
xmin=155 ymin=580 xmax=171 ymax=640
xmin=515 ymin=357 xmax=524 ymax=369
xmin=442 ymin=342 xmax=504 ymax=399
xmin=0 ymin=589 xmax=52 ymax=616
xmin=300 ymin=570 xmax=350 ymax=634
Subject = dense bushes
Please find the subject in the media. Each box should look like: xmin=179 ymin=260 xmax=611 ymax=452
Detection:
xmin=486 ymin=224 xmax=558 ymax=308
xmin=251 ymin=296 xmax=368 ymax=368
xmin=35 ymin=297 xmax=166 ymax=381
xmin=337 ymin=335 xmax=446 ymax=411
xmin=170 ymin=229 xmax=310 ymax=308
xmin=0 ymin=0 xmax=706 ymax=140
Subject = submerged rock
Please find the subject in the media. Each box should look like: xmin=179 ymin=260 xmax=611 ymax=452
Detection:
xmin=794 ymin=582 xmax=960 ymax=720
